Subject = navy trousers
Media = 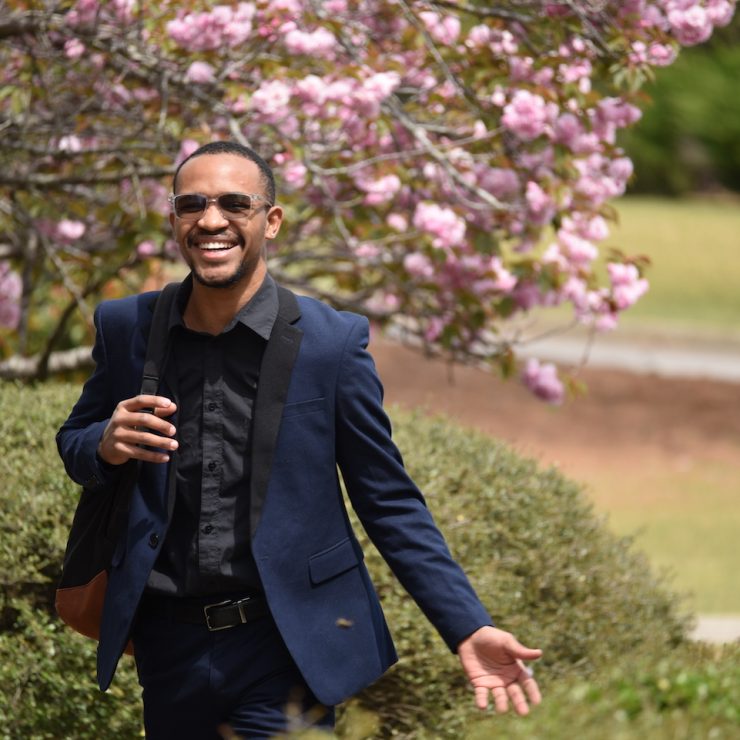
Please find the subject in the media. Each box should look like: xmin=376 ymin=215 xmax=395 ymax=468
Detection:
xmin=131 ymin=600 xmax=335 ymax=739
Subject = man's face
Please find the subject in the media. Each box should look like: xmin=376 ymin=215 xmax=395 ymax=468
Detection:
xmin=170 ymin=153 xmax=282 ymax=291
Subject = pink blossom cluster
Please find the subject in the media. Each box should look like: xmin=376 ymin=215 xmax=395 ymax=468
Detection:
xmin=608 ymin=262 xmax=650 ymax=309
xmin=419 ymin=11 xmax=461 ymax=45
xmin=10 ymin=0 xmax=736 ymax=400
xmin=521 ymin=359 xmax=565 ymax=404
xmin=0 ymin=261 xmax=22 ymax=330
xmin=167 ymin=4 xmax=256 ymax=51
xmin=282 ymin=26 xmax=337 ymax=58
xmin=412 ymin=202 xmax=467 ymax=250
xmin=65 ymin=0 xmax=135 ymax=26
xmin=501 ymin=90 xmax=553 ymax=141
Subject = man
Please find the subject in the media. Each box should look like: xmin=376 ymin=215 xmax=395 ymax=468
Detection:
xmin=57 ymin=141 xmax=542 ymax=738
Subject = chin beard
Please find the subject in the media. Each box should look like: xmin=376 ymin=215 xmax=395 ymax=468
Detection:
xmin=192 ymin=257 xmax=258 ymax=290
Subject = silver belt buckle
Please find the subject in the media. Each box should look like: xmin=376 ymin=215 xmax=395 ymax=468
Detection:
xmin=203 ymin=599 xmax=232 ymax=631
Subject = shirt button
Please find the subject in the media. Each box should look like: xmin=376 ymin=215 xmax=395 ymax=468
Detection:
xmin=202 ymin=524 xmax=214 ymax=534
xmin=208 ymin=402 xmax=217 ymax=412
xmin=148 ymin=533 xmax=159 ymax=548
xmin=207 ymin=461 xmax=217 ymax=472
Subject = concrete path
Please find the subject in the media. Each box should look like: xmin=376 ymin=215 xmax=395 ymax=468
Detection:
xmin=692 ymin=616 xmax=740 ymax=644
xmin=520 ymin=329 xmax=740 ymax=383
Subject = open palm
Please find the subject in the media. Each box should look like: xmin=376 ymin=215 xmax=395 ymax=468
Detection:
xmin=457 ymin=626 xmax=542 ymax=714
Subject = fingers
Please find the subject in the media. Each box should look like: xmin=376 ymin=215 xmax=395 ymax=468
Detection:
xmin=120 ymin=395 xmax=177 ymax=416
xmin=98 ymin=395 xmax=178 ymax=465
xmin=522 ymin=673 xmax=542 ymax=707
xmin=474 ymin=686 xmax=489 ymax=710
xmin=506 ymin=682 xmax=530 ymax=716
xmin=492 ymin=686 xmax=508 ymax=713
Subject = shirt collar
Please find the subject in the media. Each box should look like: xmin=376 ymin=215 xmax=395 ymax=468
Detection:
xmin=168 ymin=272 xmax=279 ymax=341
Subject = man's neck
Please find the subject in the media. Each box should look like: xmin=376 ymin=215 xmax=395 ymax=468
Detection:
xmin=184 ymin=263 xmax=267 ymax=335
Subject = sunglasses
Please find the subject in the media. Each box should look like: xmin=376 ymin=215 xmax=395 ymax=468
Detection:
xmin=168 ymin=192 xmax=272 ymax=221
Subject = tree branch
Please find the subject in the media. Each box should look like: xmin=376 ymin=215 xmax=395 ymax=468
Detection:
xmin=0 ymin=346 xmax=94 ymax=380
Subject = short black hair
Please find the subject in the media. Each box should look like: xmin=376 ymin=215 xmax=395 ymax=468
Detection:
xmin=172 ymin=141 xmax=276 ymax=205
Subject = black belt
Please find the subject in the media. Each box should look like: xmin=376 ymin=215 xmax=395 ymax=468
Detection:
xmin=140 ymin=594 xmax=270 ymax=632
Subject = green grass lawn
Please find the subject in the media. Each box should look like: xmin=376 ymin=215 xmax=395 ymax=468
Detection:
xmin=574 ymin=196 xmax=740 ymax=614
xmin=610 ymin=196 xmax=740 ymax=333
xmin=581 ymin=458 xmax=740 ymax=614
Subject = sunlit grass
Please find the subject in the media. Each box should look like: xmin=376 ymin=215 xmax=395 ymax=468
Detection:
xmin=610 ymin=196 xmax=740 ymax=333
xmin=579 ymin=457 xmax=740 ymax=613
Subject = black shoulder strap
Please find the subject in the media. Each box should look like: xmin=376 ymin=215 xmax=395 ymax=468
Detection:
xmin=140 ymin=282 xmax=180 ymax=397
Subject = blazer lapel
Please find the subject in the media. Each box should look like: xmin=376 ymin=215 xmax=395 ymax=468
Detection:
xmin=250 ymin=286 xmax=302 ymax=537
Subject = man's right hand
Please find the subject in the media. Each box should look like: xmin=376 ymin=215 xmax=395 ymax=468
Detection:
xmin=97 ymin=395 xmax=178 ymax=466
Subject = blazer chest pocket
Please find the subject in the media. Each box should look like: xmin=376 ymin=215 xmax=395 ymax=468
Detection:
xmin=282 ymin=397 xmax=326 ymax=419
xmin=308 ymin=537 xmax=362 ymax=585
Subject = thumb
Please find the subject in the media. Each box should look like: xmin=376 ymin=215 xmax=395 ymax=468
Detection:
xmin=505 ymin=635 xmax=543 ymax=661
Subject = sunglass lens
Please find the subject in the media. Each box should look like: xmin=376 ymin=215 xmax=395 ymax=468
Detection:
xmin=175 ymin=194 xmax=206 ymax=216
xmin=218 ymin=193 xmax=252 ymax=214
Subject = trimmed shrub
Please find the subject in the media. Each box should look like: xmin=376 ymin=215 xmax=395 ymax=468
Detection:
xmin=0 ymin=381 xmax=712 ymax=739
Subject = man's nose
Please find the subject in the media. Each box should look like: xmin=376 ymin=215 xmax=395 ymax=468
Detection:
xmin=197 ymin=203 xmax=229 ymax=229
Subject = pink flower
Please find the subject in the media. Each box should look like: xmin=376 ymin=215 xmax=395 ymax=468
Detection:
xmin=419 ymin=11 xmax=461 ymax=45
xmin=667 ymin=5 xmax=713 ymax=46
xmin=295 ymin=75 xmax=329 ymax=106
xmin=184 ymin=61 xmax=216 ymax=84
xmin=354 ymin=242 xmax=381 ymax=260
xmin=55 ymin=219 xmax=86 ymax=242
xmin=283 ymin=28 xmax=337 ymax=58
xmin=553 ymin=113 xmax=584 ymax=149
xmin=403 ymin=252 xmax=435 ymax=279
xmin=64 ymin=38 xmax=85 ymax=60
xmin=58 ymin=135 xmax=83 ymax=152
xmin=490 ymin=257 xmax=517 ymax=292
xmin=175 ymin=139 xmax=200 ymax=167
xmin=167 ymin=4 xmax=255 ymax=51
xmin=558 ymin=230 xmax=598 ymax=265
xmin=412 ymin=202 xmax=466 ymax=250
xmin=136 ymin=240 xmax=158 ymax=257
xmin=521 ymin=358 xmax=564 ymax=404
xmin=354 ymin=173 xmax=401 ymax=205
xmin=466 ymin=24 xmax=491 ymax=48
xmin=502 ymin=90 xmax=549 ymax=141
xmin=282 ymin=161 xmax=307 ymax=189
xmin=66 ymin=0 xmax=99 ymax=26
xmin=475 ymin=166 xmax=520 ymax=199
xmin=0 ymin=261 xmax=22 ymax=330
xmin=609 ymin=156 xmax=634 ymax=188
xmin=250 ymin=80 xmax=292 ymax=119
xmin=387 ymin=213 xmax=408 ymax=232
xmin=112 ymin=0 xmax=135 ymax=23
xmin=607 ymin=262 xmax=649 ymax=309
xmin=647 ymin=42 xmax=677 ymax=66
xmin=558 ymin=59 xmax=592 ymax=84
xmin=362 ymin=72 xmax=401 ymax=101
xmin=706 ymin=0 xmax=735 ymax=27
xmin=525 ymin=181 xmax=555 ymax=225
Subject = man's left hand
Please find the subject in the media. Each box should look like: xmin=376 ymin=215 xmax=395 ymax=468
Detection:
xmin=457 ymin=626 xmax=542 ymax=714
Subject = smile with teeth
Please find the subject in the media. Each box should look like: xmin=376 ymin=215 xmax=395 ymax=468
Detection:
xmin=195 ymin=241 xmax=238 ymax=251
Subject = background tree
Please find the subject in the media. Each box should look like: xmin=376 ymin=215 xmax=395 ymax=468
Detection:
xmin=0 ymin=0 xmax=735 ymax=399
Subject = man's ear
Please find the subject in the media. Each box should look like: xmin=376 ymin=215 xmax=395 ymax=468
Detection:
xmin=169 ymin=212 xmax=176 ymax=232
xmin=265 ymin=205 xmax=284 ymax=240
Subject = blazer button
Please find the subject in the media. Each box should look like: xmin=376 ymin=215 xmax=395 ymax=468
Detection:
xmin=148 ymin=533 xmax=159 ymax=548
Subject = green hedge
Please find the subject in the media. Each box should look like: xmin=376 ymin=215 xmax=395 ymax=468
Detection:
xmin=1 ymin=382 xmax=736 ymax=739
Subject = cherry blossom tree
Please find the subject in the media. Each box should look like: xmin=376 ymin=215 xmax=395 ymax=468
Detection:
xmin=0 ymin=0 xmax=735 ymax=399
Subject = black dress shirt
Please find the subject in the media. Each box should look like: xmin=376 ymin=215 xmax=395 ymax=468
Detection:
xmin=146 ymin=274 xmax=279 ymax=597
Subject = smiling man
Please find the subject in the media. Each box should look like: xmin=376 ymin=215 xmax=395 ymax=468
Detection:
xmin=57 ymin=141 xmax=542 ymax=739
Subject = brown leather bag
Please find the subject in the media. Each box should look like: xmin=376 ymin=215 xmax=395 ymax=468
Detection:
xmin=55 ymin=283 xmax=179 ymax=650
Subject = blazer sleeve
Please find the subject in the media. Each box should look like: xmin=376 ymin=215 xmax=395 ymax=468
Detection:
xmin=334 ymin=315 xmax=492 ymax=651
xmin=56 ymin=303 xmax=123 ymax=491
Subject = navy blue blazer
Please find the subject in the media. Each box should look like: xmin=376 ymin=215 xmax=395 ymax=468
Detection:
xmin=57 ymin=283 xmax=491 ymax=706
